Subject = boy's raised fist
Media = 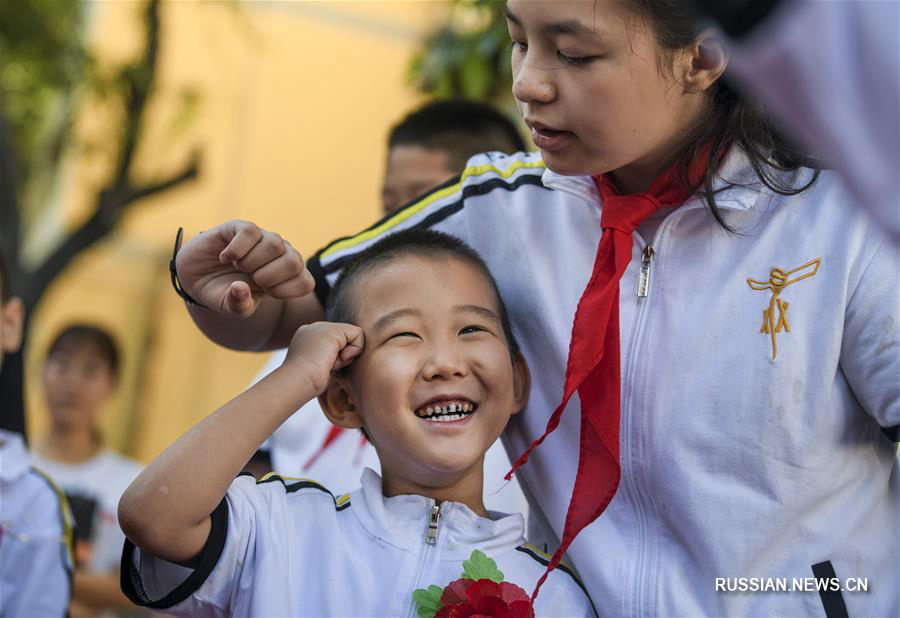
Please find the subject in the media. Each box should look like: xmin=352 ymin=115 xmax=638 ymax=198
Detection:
xmin=175 ymin=221 xmax=315 ymax=316
xmin=283 ymin=322 xmax=365 ymax=395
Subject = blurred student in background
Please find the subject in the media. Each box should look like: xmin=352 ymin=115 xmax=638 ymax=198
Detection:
xmin=32 ymin=325 xmax=142 ymax=617
xmin=381 ymin=99 xmax=527 ymax=213
xmin=0 ymin=252 xmax=73 ymax=616
xmin=250 ymin=99 xmax=531 ymax=517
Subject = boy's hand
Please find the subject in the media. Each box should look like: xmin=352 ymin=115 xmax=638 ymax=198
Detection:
xmin=175 ymin=221 xmax=315 ymax=317
xmin=283 ymin=322 xmax=365 ymax=395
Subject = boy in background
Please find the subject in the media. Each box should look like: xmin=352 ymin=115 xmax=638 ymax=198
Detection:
xmin=382 ymin=99 xmax=526 ymax=213
xmin=0 ymin=252 xmax=73 ymax=616
xmin=120 ymin=230 xmax=594 ymax=616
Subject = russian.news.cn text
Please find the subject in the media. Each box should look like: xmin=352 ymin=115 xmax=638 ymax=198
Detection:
xmin=715 ymin=577 xmax=868 ymax=593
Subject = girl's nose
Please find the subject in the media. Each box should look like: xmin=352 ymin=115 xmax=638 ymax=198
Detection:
xmin=512 ymin=62 xmax=556 ymax=105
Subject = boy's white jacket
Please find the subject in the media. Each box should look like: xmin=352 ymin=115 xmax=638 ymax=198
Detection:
xmin=307 ymin=151 xmax=899 ymax=617
xmin=121 ymin=469 xmax=596 ymax=616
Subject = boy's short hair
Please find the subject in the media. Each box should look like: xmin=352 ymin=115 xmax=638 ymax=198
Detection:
xmin=388 ymin=100 xmax=526 ymax=173
xmin=325 ymin=229 xmax=520 ymax=357
xmin=46 ymin=324 xmax=120 ymax=378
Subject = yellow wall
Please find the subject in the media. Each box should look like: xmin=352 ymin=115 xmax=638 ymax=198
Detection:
xmin=25 ymin=1 xmax=447 ymax=462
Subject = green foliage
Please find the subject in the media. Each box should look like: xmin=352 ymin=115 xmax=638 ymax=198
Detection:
xmin=410 ymin=0 xmax=511 ymax=101
xmin=462 ymin=549 xmax=504 ymax=583
xmin=0 ymin=0 xmax=90 ymax=188
xmin=412 ymin=584 xmax=444 ymax=618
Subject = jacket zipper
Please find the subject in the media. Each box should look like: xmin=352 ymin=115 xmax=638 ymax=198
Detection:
xmin=405 ymin=503 xmax=443 ymax=617
xmin=426 ymin=504 xmax=442 ymax=544
xmin=636 ymin=245 xmax=655 ymax=298
xmin=623 ymin=232 xmax=664 ymax=615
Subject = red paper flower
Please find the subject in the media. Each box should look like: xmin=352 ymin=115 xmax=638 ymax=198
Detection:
xmin=413 ymin=550 xmax=536 ymax=618
xmin=435 ymin=578 xmax=535 ymax=618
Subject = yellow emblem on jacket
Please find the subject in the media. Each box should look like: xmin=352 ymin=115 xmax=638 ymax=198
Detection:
xmin=747 ymin=258 xmax=821 ymax=359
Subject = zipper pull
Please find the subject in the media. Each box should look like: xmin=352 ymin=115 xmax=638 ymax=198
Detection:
xmin=425 ymin=504 xmax=442 ymax=545
xmin=637 ymin=245 xmax=655 ymax=298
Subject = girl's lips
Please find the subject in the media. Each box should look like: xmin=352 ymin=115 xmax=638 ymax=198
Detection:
xmin=530 ymin=126 xmax=573 ymax=151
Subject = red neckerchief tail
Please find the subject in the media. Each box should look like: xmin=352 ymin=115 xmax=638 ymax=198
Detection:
xmin=506 ymin=151 xmax=713 ymax=600
xmin=302 ymin=426 xmax=346 ymax=471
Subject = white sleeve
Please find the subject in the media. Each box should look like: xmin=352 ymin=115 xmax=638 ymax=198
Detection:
xmin=726 ymin=1 xmax=900 ymax=239
xmin=120 ymin=475 xmax=282 ymax=615
xmin=839 ymin=236 xmax=900 ymax=437
xmin=1 ymin=474 xmax=73 ymax=617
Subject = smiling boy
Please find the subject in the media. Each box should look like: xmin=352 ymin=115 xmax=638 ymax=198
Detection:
xmin=118 ymin=230 xmax=595 ymax=616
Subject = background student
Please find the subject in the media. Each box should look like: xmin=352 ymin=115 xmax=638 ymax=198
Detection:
xmin=32 ymin=324 xmax=143 ymax=617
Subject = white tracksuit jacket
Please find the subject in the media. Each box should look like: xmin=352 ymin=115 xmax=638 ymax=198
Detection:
xmin=307 ymin=150 xmax=899 ymax=617
xmin=122 ymin=469 xmax=596 ymax=616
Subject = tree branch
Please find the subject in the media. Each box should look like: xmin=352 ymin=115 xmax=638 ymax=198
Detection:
xmin=20 ymin=150 xmax=201 ymax=311
xmin=126 ymin=151 xmax=200 ymax=203
xmin=112 ymin=0 xmax=160 ymax=187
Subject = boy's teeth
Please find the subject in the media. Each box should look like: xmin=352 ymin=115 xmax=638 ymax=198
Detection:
xmin=416 ymin=400 xmax=477 ymax=419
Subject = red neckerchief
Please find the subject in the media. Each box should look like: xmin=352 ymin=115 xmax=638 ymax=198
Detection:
xmin=507 ymin=151 xmax=713 ymax=599
xmin=303 ymin=428 xmax=369 ymax=471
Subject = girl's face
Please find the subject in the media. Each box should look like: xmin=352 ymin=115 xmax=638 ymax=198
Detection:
xmin=506 ymin=0 xmax=709 ymax=191
xmin=43 ymin=343 xmax=117 ymax=432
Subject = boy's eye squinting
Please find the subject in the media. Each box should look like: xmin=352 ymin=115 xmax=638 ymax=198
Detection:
xmin=459 ymin=325 xmax=488 ymax=335
xmin=389 ymin=331 xmax=420 ymax=340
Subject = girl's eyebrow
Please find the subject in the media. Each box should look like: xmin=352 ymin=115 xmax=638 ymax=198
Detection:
xmin=503 ymin=6 xmax=597 ymax=38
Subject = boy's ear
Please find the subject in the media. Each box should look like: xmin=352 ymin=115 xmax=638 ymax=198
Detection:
xmin=681 ymin=29 xmax=728 ymax=94
xmin=318 ymin=372 xmax=365 ymax=430
xmin=1 ymin=297 xmax=24 ymax=354
xmin=509 ymin=352 xmax=531 ymax=416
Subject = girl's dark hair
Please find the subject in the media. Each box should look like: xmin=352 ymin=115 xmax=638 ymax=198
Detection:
xmin=46 ymin=324 xmax=120 ymax=378
xmin=325 ymin=229 xmax=520 ymax=357
xmin=628 ymin=0 xmax=820 ymax=230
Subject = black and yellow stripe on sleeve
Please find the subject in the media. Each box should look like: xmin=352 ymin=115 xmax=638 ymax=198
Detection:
xmin=307 ymin=157 xmax=547 ymax=307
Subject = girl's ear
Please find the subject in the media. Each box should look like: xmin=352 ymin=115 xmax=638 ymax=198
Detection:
xmin=318 ymin=373 xmax=364 ymax=430
xmin=509 ymin=352 xmax=531 ymax=416
xmin=681 ymin=29 xmax=728 ymax=94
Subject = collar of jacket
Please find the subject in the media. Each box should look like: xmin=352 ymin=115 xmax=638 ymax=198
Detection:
xmin=540 ymin=147 xmax=776 ymax=213
xmin=349 ymin=468 xmax=526 ymax=559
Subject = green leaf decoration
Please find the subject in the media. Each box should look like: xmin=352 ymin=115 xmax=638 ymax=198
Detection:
xmin=461 ymin=549 xmax=504 ymax=583
xmin=412 ymin=585 xmax=444 ymax=618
